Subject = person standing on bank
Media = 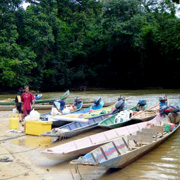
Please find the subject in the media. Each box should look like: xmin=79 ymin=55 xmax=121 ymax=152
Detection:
xmin=21 ymin=86 xmax=35 ymax=120
xmin=15 ymin=87 xmax=24 ymax=122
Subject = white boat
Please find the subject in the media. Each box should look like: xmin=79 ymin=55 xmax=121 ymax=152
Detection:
xmin=70 ymin=115 xmax=179 ymax=171
xmin=48 ymin=115 xmax=89 ymax=123
xmin=41 ymin=114 xmax=166 ymax=159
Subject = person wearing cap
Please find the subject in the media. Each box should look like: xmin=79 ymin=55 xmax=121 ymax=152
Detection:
xmin=74 ymin=97 xmax=83 ymax=109
xmin=21 ymin=86 xmax=35 ymax=119
xmin=159 ymin=96 xmax=169 ymax=110
xmin=15 ymin=87 xmax=23 ymax=122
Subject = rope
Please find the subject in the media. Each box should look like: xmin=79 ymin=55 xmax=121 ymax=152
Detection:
xmin=76 ymin=165 xmax=83 ymax=180
xmin=0 ymin=134 xmax=26 ymax=142
xmin=69 ymin=164 xmax=84 ymax=180
xmin=0 ymin=145 xmax=40 ymax=156
xmin=69 ymin=164 xmax=75 ymax=180
xmin=0 ymin=170 xmax=31 ymax=180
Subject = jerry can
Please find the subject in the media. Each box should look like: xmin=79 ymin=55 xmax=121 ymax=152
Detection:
xmin=9 ymin=113 xmax=19 ymax=130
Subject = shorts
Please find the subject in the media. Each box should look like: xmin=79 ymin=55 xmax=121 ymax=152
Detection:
xmin=16 ymin=104 xmax=23 ymax=113
xmin=23 ymin=109 xmax=31 ymax=118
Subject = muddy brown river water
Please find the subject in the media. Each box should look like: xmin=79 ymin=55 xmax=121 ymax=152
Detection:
xmin=0 ymin=90 xmax=180 ymax=180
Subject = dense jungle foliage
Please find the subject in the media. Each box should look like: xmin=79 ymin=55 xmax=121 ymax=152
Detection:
xmin=0 ymin=0 xmax=180 ymax=91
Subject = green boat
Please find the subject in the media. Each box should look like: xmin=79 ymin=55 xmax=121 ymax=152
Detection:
xmin=98 ymin=102 xmax=148 ymax=129
xmin=0 ymin=90 xmax=70 ymax=105
xmin=98 ymin=108 xmax=135 ymax=129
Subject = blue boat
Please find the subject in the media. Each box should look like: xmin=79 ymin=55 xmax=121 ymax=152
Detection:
xmin=40 ymin=98 xmax=104 ymax=119
xmin=41 ymin=113 xmax=111 ymax=140
xmin=40 ymin=101 xmax=83 ymax=120
xmin=73 ymin=98 xmax=104 ymax=114
xmin=35 ymin=94 xmax=42 ymax=100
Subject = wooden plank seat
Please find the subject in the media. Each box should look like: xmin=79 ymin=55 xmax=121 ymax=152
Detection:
xmin=127 ymin=135 xmax=143 ymax=148
xmin=150 ymin=126 xmax=164 ymax=136
xmin=122 ymin=136 xmax=137 ymax=150
xmin=127 ymin=132 xmax=154 ymax=149
xmin=141 ymin=128 xmax=158 ymax=140
xmin=137 ymin=131 xmax=155 ymax=144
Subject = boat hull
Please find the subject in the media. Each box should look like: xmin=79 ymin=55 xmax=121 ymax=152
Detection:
xmin=42 ymin=114 xmax=110 ymax=138
xmin=42 ymin=114 xmax=165 ymax=157
xmin=100 ymin=125 xmax=179 ymax=169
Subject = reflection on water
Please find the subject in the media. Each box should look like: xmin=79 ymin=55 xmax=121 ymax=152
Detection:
xmin=6 ymin=90 xmax=180 ymax=180
xmin=12 ymin=136 xmax=52 ymax=148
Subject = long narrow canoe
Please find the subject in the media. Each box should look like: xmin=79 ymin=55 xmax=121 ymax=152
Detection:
xmin=43 ymin=101 xmax=114 ymax=128
xmin=40 ymin=102 xmax=83 ymax=119
xmin=0 ymin=101 xmax=115 ymax=111
xmin=41 ymin=114 xmax=112 ymax=140
xmin=41 ymin=99 xmax=104 ymax=119
xmin=131 ymin=104 xmax=159 ymax=121
xmin=41 ymin=103 xmax=115 ymax=136
xmin=0 ymin=90 xmax=70 ymax=105
xmin=98 ymin=110 xmax=135 ymax=129
xmin=98 ymin=104 xmax=150 ymax=129
xmin=41 ymin=114 xmax=166 ymax=159
xmin=70 ymin=115 xmax=179 ymax=170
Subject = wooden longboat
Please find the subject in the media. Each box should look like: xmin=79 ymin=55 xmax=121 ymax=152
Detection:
xmin=0 ymin=101 xmax=115 ymax=111
xmin=41 ymin=114 xmax=111 ymax=140
xmin=40 ymin=99 xmax=105 ymax=119
xmin=70 ymin=116 xmax=179 ymax=170
xmin=42 ymin=101 xmax=115 ymax=127
xmin=98 ymin=108 xmax=136 ymax=129
xmin=41 ymin=114 xmax=166 ymax=159
xmin=40 ymin=102 xmax=83 ymax=119
xmin=41 ymin=103 xmax=115 ymax=138
xmin=0 ymin=90 xmax=70 ymax=105
xmin=98 ymin=104 xmax=157 ymax=129
xmin=130 ymin=104 xmax=159 ymax=122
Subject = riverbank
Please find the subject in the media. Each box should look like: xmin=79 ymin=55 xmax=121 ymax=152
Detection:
xmin=0 ymin=111 xmax=74 ymax=180
xmin=0 ymin=111 xmax=106 ymax=180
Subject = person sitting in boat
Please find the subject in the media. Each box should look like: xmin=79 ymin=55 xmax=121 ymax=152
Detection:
xmin=113 ymin=96 xmax=127 ymax=114
xmin=136 ymin=100 xmax=147 ymax=111
xmin=159 ymin=96 xmax=169 ymax=110
xmin=15 ymin=87 xmax=24 ymax=122
xmin=53 ymin=100 xmax=66 ymax=113
xmin=74 ymin=97 xmax=83 ymax=109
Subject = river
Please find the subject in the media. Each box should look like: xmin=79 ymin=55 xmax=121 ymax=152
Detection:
xmin=2 ymin=89 xmax=180 ymax=180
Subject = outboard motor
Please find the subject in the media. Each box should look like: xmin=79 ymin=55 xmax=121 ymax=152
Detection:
xmin=112 ymin=99 xmax=124 ymax=114
xmin=136 ymin=100 xmax=147 ymax=111
xmin=94 ymin=97 xmax=101 ymax=106
xmin=160 ymin=106 xmax=179 ymax=116
xmin=137 ymin=100 xmax=147 ymax=107
xmin=118 ymin=96 xmax=124 ymax=101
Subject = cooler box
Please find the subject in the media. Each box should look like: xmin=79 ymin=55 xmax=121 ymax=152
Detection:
xmin=25 ymin=120 xmax=52 ymax=136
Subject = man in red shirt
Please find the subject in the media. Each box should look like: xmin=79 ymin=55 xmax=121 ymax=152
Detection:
xmin=21 ymin=86 xmax=35 ymax=119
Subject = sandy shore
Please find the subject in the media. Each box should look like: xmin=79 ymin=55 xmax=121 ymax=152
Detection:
xmin=0 ymin=111 xmax=106 ymax=180
xmin=0 ymin=111 xmax=77 ymax=180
